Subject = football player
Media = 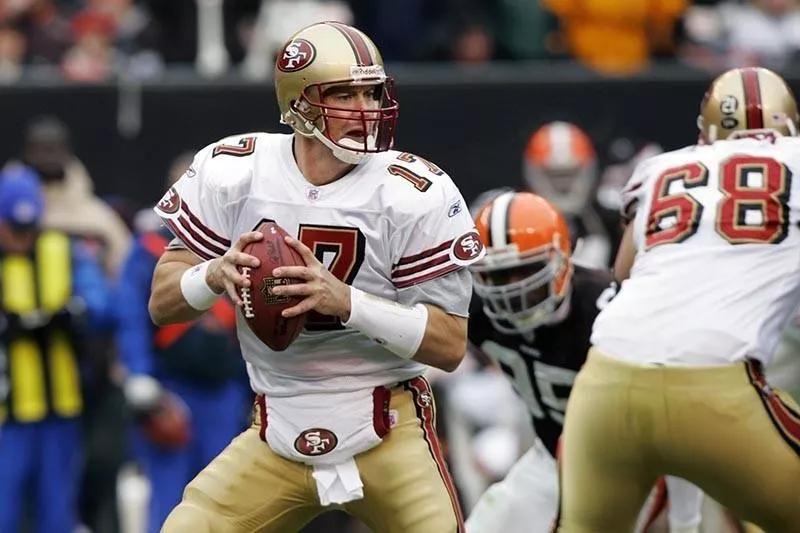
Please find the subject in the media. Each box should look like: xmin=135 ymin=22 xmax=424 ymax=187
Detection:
xmin=148 ymin=22 xmax=484 ymax=533
xmin=556 ymin=67 xmax=800 ymax=532
xmin=465 ymin=191 xmax=704 ymax=533
xmin=523 ymin=121 xmax=622 ymax=268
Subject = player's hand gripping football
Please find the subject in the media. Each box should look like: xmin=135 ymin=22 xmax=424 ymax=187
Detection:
xmin=270 ymin=235 xmax=351 ymax=321
xmin=206 ymin=230 xmax=263 ymax=305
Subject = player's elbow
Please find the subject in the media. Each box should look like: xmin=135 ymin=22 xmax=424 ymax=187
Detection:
xmin=437 ymin=315 xmax=468 ymax=372
xmin=148 ymin=293 xmax=169 ymax=326
xmin=148 ymin=276 xmax=175 ymax=326
xmin=414 ymin=333 xmax=467 ymax=372
xmin=414 ymin=308 xmax=468 ymax=372
xmin=439 ymin=337 xmax=468 ymax=372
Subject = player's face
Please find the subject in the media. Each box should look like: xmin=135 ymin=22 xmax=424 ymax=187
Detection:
xmin=320 ymin=84 xmax=382 ymax=144
xmin=480 ymin=261 xmax=550 ymax=312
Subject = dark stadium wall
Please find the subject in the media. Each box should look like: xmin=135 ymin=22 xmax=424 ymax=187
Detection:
xmin=0 ymin=67 xmax=787 ymax=210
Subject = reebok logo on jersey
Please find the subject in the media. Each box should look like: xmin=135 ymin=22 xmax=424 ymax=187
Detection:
xmin=447 ymin=200 xmax=462 ymax=218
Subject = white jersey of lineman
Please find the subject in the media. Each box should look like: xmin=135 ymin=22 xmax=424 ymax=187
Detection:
xmin=592 ymin=136 xmax=800 ymax=366
xmin=154 ymin=132 xmax=483 ymax=396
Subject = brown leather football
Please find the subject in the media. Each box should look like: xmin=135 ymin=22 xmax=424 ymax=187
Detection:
xmin=238 ymin=221 xmax=308 ymax=351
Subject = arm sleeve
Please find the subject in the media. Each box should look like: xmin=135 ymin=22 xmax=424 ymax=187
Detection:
xmin=114 ymin=239 xmax=159 ymax=376
xmin=153 ymin=142 xmax=241 ymax=260
xmin=396 ymin=267 xmax=473 ymax=316
xmin=390 ymin=173 xmax=485 ymax=289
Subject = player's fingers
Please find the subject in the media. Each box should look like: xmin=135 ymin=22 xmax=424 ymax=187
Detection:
xmin=281 ymin=295 xmax=318 ymax=318
xmin=284 ymin=235 xmax=319 ymax=265
xmin=272 ymin=266 xmax=313 ymax=280
xmin=227 ymin=250 xmax=260 ymax=268
xmin=223 ymin=279 xmax=241 ymax=305
xmin=233 ymin=231 xmax=263 ymax=251
xmin=225 ymin=265 xmax=251 ymax=287
xmin=273 ymin=283 xmax=313 ymax=298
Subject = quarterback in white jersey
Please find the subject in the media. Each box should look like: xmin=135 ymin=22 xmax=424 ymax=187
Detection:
xmin=556 ymin=67 xmax=800 ymax=533
xmin=149 ymin=22 xmax=482 ymax=533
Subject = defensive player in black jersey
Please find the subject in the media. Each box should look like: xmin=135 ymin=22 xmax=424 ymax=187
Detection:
xmin=464 ymin=191 xmax=703 ymax=533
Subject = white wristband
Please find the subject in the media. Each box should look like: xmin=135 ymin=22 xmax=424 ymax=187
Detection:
xmin=342 ymin=287 xmax=429 ymax=359
xmin=180 ymin=260 xmax=222 ymax=311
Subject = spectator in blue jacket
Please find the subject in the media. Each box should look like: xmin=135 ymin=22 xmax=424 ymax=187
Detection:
xmin=0 ymin=165 xmax=113 ymax=533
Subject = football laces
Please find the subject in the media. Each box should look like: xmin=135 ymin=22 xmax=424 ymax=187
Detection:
xmin=239 ymin=267 xmax=255 ymax=318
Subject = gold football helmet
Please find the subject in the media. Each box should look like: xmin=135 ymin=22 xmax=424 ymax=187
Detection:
xmin=274 ymin=22 xmax=399 ymax=164
xmin=698 ymin=67 xmax=798 ymax=143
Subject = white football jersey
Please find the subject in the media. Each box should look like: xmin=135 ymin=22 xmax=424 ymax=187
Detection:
xmin=154 ymin=132 xmax=484 ymax=395
xmin=592 ymin=136 xmax=800 ymax=366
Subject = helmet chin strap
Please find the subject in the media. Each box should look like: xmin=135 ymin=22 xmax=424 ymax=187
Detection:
xmin=311 ymin=128 xmax=375 ymax=165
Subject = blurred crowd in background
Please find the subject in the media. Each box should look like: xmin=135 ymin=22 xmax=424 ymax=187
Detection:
xmin=1 ymin=0 xmax=800 ymax=83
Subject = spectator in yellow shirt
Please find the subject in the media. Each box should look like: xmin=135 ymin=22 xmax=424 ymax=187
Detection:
xmin=542 ymin=0 xmax=688 ymax=75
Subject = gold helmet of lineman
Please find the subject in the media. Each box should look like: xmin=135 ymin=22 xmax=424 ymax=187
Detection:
xmin=274 ymin=21 xmax=399 ymax=164
xmin=698 ymin=67 xmax=799 ymax=143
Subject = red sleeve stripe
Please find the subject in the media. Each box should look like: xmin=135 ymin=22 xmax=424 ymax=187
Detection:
xmin=181 ymin=202 xmax=231 ymax=247
xmin=394 ymin=239 xmax=453 ymax=267
xmin=176 ymin=214 xmax=227 ymax=256
xmin=164 ymin=218 xmax=215 ymax=261
xmin=392 ymin=254 xmax=449 ymax=279
xmin=393 ymin=263 xmax=461 ymax=289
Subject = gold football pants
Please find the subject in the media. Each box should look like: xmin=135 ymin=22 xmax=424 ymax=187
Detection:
xmin=161 ymin=377 xmax=464 ymax=533
xmin=555 ymin=349 xmax=800 ymax=533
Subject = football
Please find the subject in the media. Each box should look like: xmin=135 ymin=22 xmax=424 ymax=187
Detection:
xmin=238 ymin=221 xmax=308 ymax=351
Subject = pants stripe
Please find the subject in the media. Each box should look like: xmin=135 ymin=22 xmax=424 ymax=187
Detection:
xmin=255 ymin=394 xmax=268 ymax=442
xmin=640 ymin=477 xmax=668 ymax=532
xmin=745 ymin=360 xmax=800 ymax=456
xmin=405 ymin=376 xmax=465 ymax=532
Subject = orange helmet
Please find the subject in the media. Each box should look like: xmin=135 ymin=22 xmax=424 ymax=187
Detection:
xmin=523 ymin=121 xmax=597 ymax=216
xmin=698 ymin=67 xmax=798 ymax=144
xmin=470 ymin=191 xmax=573 ymax=334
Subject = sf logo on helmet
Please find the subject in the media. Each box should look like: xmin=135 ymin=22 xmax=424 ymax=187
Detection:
xmin=278 ymin=39 xmax=316 ymax=73
xmin=294 ymin=428 xmax=338 ymax=456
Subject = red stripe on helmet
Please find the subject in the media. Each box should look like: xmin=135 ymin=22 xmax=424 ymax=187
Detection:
xmin=326 ymin=22 xmax=373 ymax=67
xmin=741 ymin=68 xmax=764 ymax=129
